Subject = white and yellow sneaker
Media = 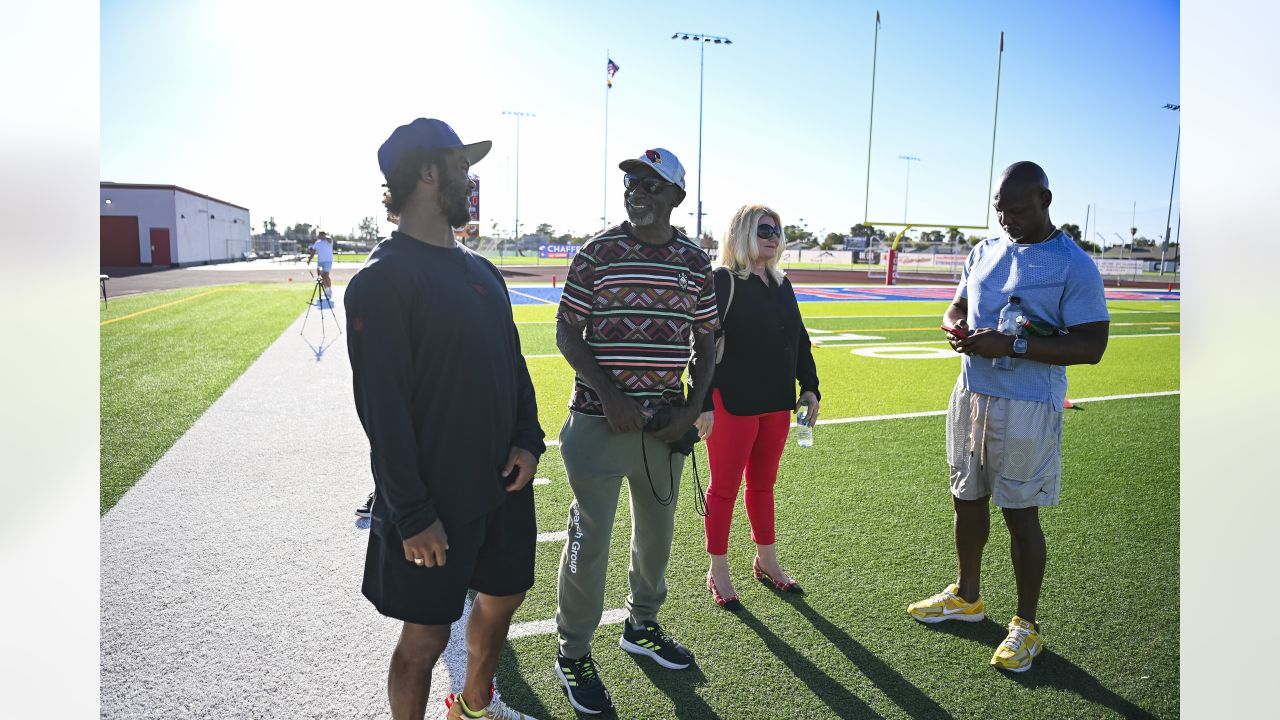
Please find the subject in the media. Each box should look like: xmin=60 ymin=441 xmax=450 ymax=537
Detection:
xmin=906 ymin=583 xmax=985 ymax=623
xmin=445 ymin=686 xmax=540 ymax=720
xmin=990 ymin=615 xmax=1043 ymax=673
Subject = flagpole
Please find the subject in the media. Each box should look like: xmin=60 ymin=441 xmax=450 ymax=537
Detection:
xmin=603 ymin=49 xmax=610 ymax=231
xmin=863 ymin=10 xmax=880 ymax=224
xmin=984 ymin=31 xmax=1005 ymax=228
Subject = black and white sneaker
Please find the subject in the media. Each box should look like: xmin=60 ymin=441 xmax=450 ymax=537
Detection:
xmin=554 ymin=653 xmax=613 ymax=715
xmin=619 ymin=620 xmax=694 ymax=670
xmin=355 ymin=491 xmax=374 ymax=518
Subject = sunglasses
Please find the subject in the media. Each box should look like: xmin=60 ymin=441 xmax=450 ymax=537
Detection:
xmin=757 ymin=224 xmax=783 ymax=240
xmin=623 ymin=174 xmax=675 ymax=195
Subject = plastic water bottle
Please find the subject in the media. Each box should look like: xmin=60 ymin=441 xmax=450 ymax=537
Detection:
xmin=1016 ymin=313 xmax=1058 ymax=337
xmin=993 ymin=295 xmax=1023 ymax=371
xmin=796 ymin=405 xmax=814 ymax=448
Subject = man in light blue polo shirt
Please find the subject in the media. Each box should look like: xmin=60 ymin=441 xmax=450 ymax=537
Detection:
xmin=906 ymin=161 xmax=1110 ymax=673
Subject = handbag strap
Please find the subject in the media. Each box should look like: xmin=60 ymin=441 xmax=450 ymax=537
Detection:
xmin=720 ymin=268 xmax=735 ymax=324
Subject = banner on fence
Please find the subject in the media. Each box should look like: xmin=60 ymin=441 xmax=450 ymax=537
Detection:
xmin=539 ymin=243 xmax=581 ymax=260
xmin=1093 ymin=258 xmax=1144 ymax=275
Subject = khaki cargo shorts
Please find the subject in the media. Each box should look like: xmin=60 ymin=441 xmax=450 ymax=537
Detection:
xmin=946 ymin=381 xmax=1063 ymax=509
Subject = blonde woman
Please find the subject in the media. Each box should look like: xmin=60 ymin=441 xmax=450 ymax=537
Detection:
xmin=698 ymin=204 xmax=821 ymax=609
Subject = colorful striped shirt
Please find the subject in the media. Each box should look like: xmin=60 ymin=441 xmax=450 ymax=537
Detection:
xmin=557 ymin=223 xmax=719 ymax=415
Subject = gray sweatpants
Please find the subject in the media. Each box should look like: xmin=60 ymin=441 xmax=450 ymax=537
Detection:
xmin=555 ymin=411 xmax=687 ymax=659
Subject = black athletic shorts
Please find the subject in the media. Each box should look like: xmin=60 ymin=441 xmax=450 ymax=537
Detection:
xmin=362 ymin=484 xmax=536 ymax=626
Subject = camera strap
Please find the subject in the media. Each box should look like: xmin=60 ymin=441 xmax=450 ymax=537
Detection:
xmin=639 ymin=431 xmax=676 ymax=506
xmin=639 ymin=431 xmax=706 ymax=514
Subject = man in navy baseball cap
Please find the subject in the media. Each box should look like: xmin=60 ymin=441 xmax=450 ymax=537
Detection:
xmin=375 ymin=118 xmax=490 ymax=229
xmin=349 ymin=119 xmax=545 ymax=720
xmin=377 ymin=118 xmax=492 ymax=178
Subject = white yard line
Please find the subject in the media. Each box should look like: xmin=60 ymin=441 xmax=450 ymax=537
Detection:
xmin=508 ymin=609 xmax=629 ymax=640
xmin=536 ymin=389 xmax=1180 ymax=447
xmin=810 ymin=390 xmax=1180 ymax=426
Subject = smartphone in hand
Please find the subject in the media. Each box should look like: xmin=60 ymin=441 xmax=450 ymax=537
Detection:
xmin=940 ymin=324 xmax=968 ymax=340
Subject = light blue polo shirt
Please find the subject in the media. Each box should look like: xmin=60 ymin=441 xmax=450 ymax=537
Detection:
xmin=954 ymin=231 xmax=1109 ymax=411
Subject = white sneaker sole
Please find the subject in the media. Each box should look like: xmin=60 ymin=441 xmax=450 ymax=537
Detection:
xmin=553 ymin=663 xmax=609 ymax=715
xmin=618 ymin=637 xmax=691 ymax=670
xmin=909 ymin=610 xmax=985 ymax=624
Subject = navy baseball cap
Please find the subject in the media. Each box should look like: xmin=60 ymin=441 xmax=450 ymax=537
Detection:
xmin=377 ymin=118 xmax=492 ymax=177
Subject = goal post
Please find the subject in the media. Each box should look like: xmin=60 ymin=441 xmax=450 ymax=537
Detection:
xmin=870 ymin=222 xmax=990 ymax=285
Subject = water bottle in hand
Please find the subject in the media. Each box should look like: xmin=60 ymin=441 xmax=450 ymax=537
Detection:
xmin=796 ymin=404 xmax=814 ymax=448
xmin=993 ymin=295 xmax=1023 ymax=371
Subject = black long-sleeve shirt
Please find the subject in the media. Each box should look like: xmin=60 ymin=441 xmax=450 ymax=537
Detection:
xmin=345 ymin=232 xmax=545 ymax=541
xmin=702 ymin=268 xmax=820 ymax=415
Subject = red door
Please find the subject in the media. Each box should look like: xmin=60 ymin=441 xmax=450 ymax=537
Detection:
xmin=100 ymin=216 xmax=141 ymax=266
xmin=150 ymin=228 xmax=171 ymax=266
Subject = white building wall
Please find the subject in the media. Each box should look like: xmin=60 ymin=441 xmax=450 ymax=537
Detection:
xmin=173 ymin=192 xmax=252 ymax=265
xmin=101 ymin=186 xmax=253 ymax=266
xmin=99 ymin=187 xmax=177 ymax=265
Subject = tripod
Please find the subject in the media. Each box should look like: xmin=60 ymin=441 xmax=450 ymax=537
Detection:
xmin=300 ymin=269 xmax=340 ymax=354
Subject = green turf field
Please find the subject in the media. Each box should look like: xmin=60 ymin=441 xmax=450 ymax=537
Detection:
xmin=506 ymin=298 xmax=1179 ymax=718
xmin=100 ymin=287 xmax=1179 ymax=716
xmin=99 ymin=284 xmax=311 ymax=513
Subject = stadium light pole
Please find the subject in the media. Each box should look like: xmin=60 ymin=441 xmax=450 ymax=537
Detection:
xmin=898 ymin=155 xmax=921 ymax=224
xmin=502 ymin=110 xmax=534 ymax=263
xmin=1160 ymin=103 xmax=1180 ymax=275
xmin=673 ymin=31 xmax=732 ymax=245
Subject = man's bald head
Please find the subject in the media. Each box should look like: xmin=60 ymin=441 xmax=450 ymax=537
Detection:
xmin=992 ymin=161 xmax=1055 ymax=243
xmin=996 ymin=161 xmax=1049 ymax=198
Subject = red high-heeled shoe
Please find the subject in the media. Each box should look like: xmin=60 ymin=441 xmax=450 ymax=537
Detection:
xmin=706 ymin=571 xmax=742 ymax=610
xmin=753 ymin=557 xmax=805 ymax=595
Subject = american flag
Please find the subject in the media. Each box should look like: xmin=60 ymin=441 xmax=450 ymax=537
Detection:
xmin=606 ymin=58 xmax=620 ymax=88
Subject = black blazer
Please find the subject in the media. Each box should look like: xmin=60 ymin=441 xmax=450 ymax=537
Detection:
xmin=702 ymin=267 xmax=820 ymax=415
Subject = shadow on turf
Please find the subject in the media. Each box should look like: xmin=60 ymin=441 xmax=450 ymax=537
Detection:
xmin=734 ymin=606 xmax=883 ymax=719
xmin=925 ymin=617 xmax=1156 ymax=718
xmin=627 ymin=654 xmax=718 ymax=720
xmin=789 ymin=601 xmax=953 ymax=719
xmin=494 ymin=643 xmax=558 ymax=719
xmin=1002 ymin=650 xmax=1157 ymax=719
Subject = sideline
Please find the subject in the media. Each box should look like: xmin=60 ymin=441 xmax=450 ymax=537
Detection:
xmin=100 ymin=288 xmax=222 ymax=327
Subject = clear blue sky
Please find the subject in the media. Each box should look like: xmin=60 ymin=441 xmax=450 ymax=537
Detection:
xmin=101 ymin=0 xmax=1179 ymax=247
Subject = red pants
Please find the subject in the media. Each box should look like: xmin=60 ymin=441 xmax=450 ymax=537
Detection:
xmin=703 ymin=390 xmax=792 ymax=555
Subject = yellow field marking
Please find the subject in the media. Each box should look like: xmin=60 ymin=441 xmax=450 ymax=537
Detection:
xmin=100 ymin=289 xmax=223 ymax=327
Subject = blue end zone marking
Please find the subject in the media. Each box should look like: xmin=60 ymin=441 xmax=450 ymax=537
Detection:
xmin=507 ymin=286 xmax=565 ymax=304
xmin=508 ymin=286 xmax=1179 ymax=305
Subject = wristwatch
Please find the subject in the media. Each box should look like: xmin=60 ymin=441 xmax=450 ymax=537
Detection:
xmin=1011 ymin=337 xmax=1028 ymax=357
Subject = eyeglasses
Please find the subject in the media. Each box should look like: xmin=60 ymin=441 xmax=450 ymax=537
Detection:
xmin=623 ymin=174 xmax=675 ymax=195
xmin=757 ymin=224 xmax=783 ymax=239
